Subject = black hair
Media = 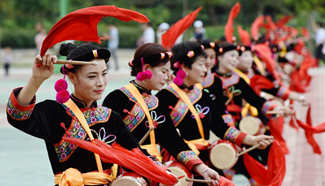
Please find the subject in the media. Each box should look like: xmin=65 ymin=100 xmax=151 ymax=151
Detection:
xmin=201 ymin=39 xmax=217 ymax=50
xmin=237 ymin=45 xmax=251 ymax=55
xmin=215 ymin=41 xmax=238 ymax=56
xmin=129 ymin=43 xmax=170 ymax=77
xmin=171 ymin=41 xmax=207 ymax=73
xmin=59 ymin=43 xmax=111 ymax=74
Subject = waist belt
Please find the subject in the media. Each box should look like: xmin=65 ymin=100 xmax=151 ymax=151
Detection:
xmin=54 ymin=168 xmax=115 ymax=186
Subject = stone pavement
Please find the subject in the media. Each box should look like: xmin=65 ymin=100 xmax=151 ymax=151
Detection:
xmin=1 ymin=64 xmax=325 ymax=185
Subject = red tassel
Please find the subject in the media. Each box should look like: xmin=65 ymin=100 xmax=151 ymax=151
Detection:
xmin=276 ymin=15 xmax=293 ymax=28
xmin=63 ymin=137 xmax=178 ymax=185
xmin=162 ymin=7 xmax=202 ymax=49
xmin=123 ymin=109 xmax=136 ymax=117
xmin=252 ymin=44 xmax=280 ymax=81
xmin=243 ymin=141 xmax=286 ymax=186
xmin=237 ymin=26 xmax=251 ymax=45
xmin=250 ymin=75 xmax=275 ymax=95
xmin=268 ymin=117 xmax=289 ymax=154
xmin=251 ymin=16 xmax=264 ymax=41
xmin=225 ymin=2 xmax=241 ymax=43
xmin=301 ymin=27 xmax=310 ymax=39
xmin=40 ymin=6 xmax=149 ymax=56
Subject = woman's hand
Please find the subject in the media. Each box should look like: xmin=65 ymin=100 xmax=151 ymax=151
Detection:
xmin=16 ymin=54 xmax=57 ymax=106
xmin=193 ymin=163 xmax=219 ymax=186
xmin=32 ymin=54 xmax=57 ymax=82
xmin=245 ymin=135 xmax=274 ymax=150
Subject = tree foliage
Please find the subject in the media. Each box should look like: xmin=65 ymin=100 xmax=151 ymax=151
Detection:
xmin=0 ymin=0 xmax=324 ymax=48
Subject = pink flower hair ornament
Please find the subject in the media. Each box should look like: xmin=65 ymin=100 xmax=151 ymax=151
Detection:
xmin=136 ymin=57 xmax=152 ymax=81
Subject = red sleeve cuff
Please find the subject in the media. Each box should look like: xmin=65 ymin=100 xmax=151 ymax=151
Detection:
xmin=177 ymin=150 xmax=203 ymax=170
xmin=186 ymin=159 xmax=204 ymax=171
xmin=6 ymin=88 xmax=35 ymax=120
xmin=234 ymin=132 xmax=247 ymax=146
xmin=224 ymin=127 xmax=247 ymax=146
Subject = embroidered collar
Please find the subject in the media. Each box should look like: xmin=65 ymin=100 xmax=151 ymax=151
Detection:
xmin=202 ymin=71 xmax=214 ymax=88
xmin=179 ymin=83 xmax=194 ymax=91
xmin=130 ymin=80 xmax=152 ymax=95
xmin=70 ymin=94 xmax=97 ymax=109
xmin=215 ymin=71 xmax=232 ymax=78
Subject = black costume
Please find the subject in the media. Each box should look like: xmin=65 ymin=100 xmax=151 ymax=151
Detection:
xmin=103 ymin=81 xmax=203 ymax=170
xmin=7 ymin=88 xmax=139 ymax=179
xmin=155 ymin=82 xmax=247 ymax=165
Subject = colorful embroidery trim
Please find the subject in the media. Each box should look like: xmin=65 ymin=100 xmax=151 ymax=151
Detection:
xmin=177 ymin=150 xmax=200 ymax=165
xmin=220 ymin=73 xmax=240 ymax=89
xmin=7 ymin=91 xmax=35 ymax=121
xmin=56 ymin=105 xmax=111 ymax=162
xmin=120 ymin=87 xmax=159 ymax=131
xmin=224 ymin=127 xmax=240 ymax=143
xmin=202 ymin=72 xmax=214 ymax=88
xmin=166 ymin=85 xmax=202 ymax=126
xmin=54 ymin=119 xmax=87 ymax=162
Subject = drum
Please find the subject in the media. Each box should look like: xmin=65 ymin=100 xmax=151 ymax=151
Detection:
xmin=160 ymin=161 xmax=193 ymax=186
xmin=209 ymin=140 xmax=238 ymax=170
xmin=239 ymin=116 xmax=264 ymax=136
xmin=111 ymin=172 xmax=148 ymax=186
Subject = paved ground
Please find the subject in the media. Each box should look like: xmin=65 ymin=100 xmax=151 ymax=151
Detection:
xmin=1 ymin=51 xmax=325 ymax=185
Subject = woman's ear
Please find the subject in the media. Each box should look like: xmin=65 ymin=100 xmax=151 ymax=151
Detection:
xmin=180 ymin=64 xmax=190 ymax=74
xmin=143 ymin=63 xmax=151 ymax=71
xmin=67 ymin=73 xmax=76 ymax=85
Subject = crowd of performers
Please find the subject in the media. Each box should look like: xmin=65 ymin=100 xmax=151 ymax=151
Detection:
xmin=5 ymin=3 xmax=324 ymax=186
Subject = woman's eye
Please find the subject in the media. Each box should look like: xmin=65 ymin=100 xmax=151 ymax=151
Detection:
xmin=88 ymin=76 xmax=96 ymax=79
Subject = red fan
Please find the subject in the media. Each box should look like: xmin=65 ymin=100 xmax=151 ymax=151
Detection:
xmin=40 ymin=5 xmax=149 ymax=56
xmin=243 ymin=141 xmax=286 ymax=186
xmin=251 ymin=16 xmax=264 ymax=41
xmin=63 ymin=137 xmax=178 ymax=185
xmin=224 ymin=2 xmax=241 ymax=43
xmin=237 ymin=26 xmax=251 ymax=45
xmin=162 ymin=7 xmax=202 ymax=49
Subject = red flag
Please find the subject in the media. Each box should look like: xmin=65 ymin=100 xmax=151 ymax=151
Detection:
xmin=41 ymin=5 xmax=149 ymax=56
xmin=243 ymin=141 xmax=286 ymax=186
xmin=237 ymin=26 xmax=251 ymax=45
xmin=251 ymin=16 xmax=264 ymax=41
xmin=162 ymin=7 xmax=202 ymax=49
xmin=225 ymin=2 xmax=241 ymax=43
xmin=63 ymin=137 xmax=178 ymax=185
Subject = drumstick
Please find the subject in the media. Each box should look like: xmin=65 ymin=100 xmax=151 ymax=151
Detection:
xmin=185 ymin=178 xmax=213 ymax=183
xmin=237 ymin=144 xmax=261 ymax=156
xmin=55 ymin=59 xmax=96 ymax=65
xmin=138 ymin=127 xmax=154 ymax=145
xmin=267 ymin=109 xmax=294 ymax=115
